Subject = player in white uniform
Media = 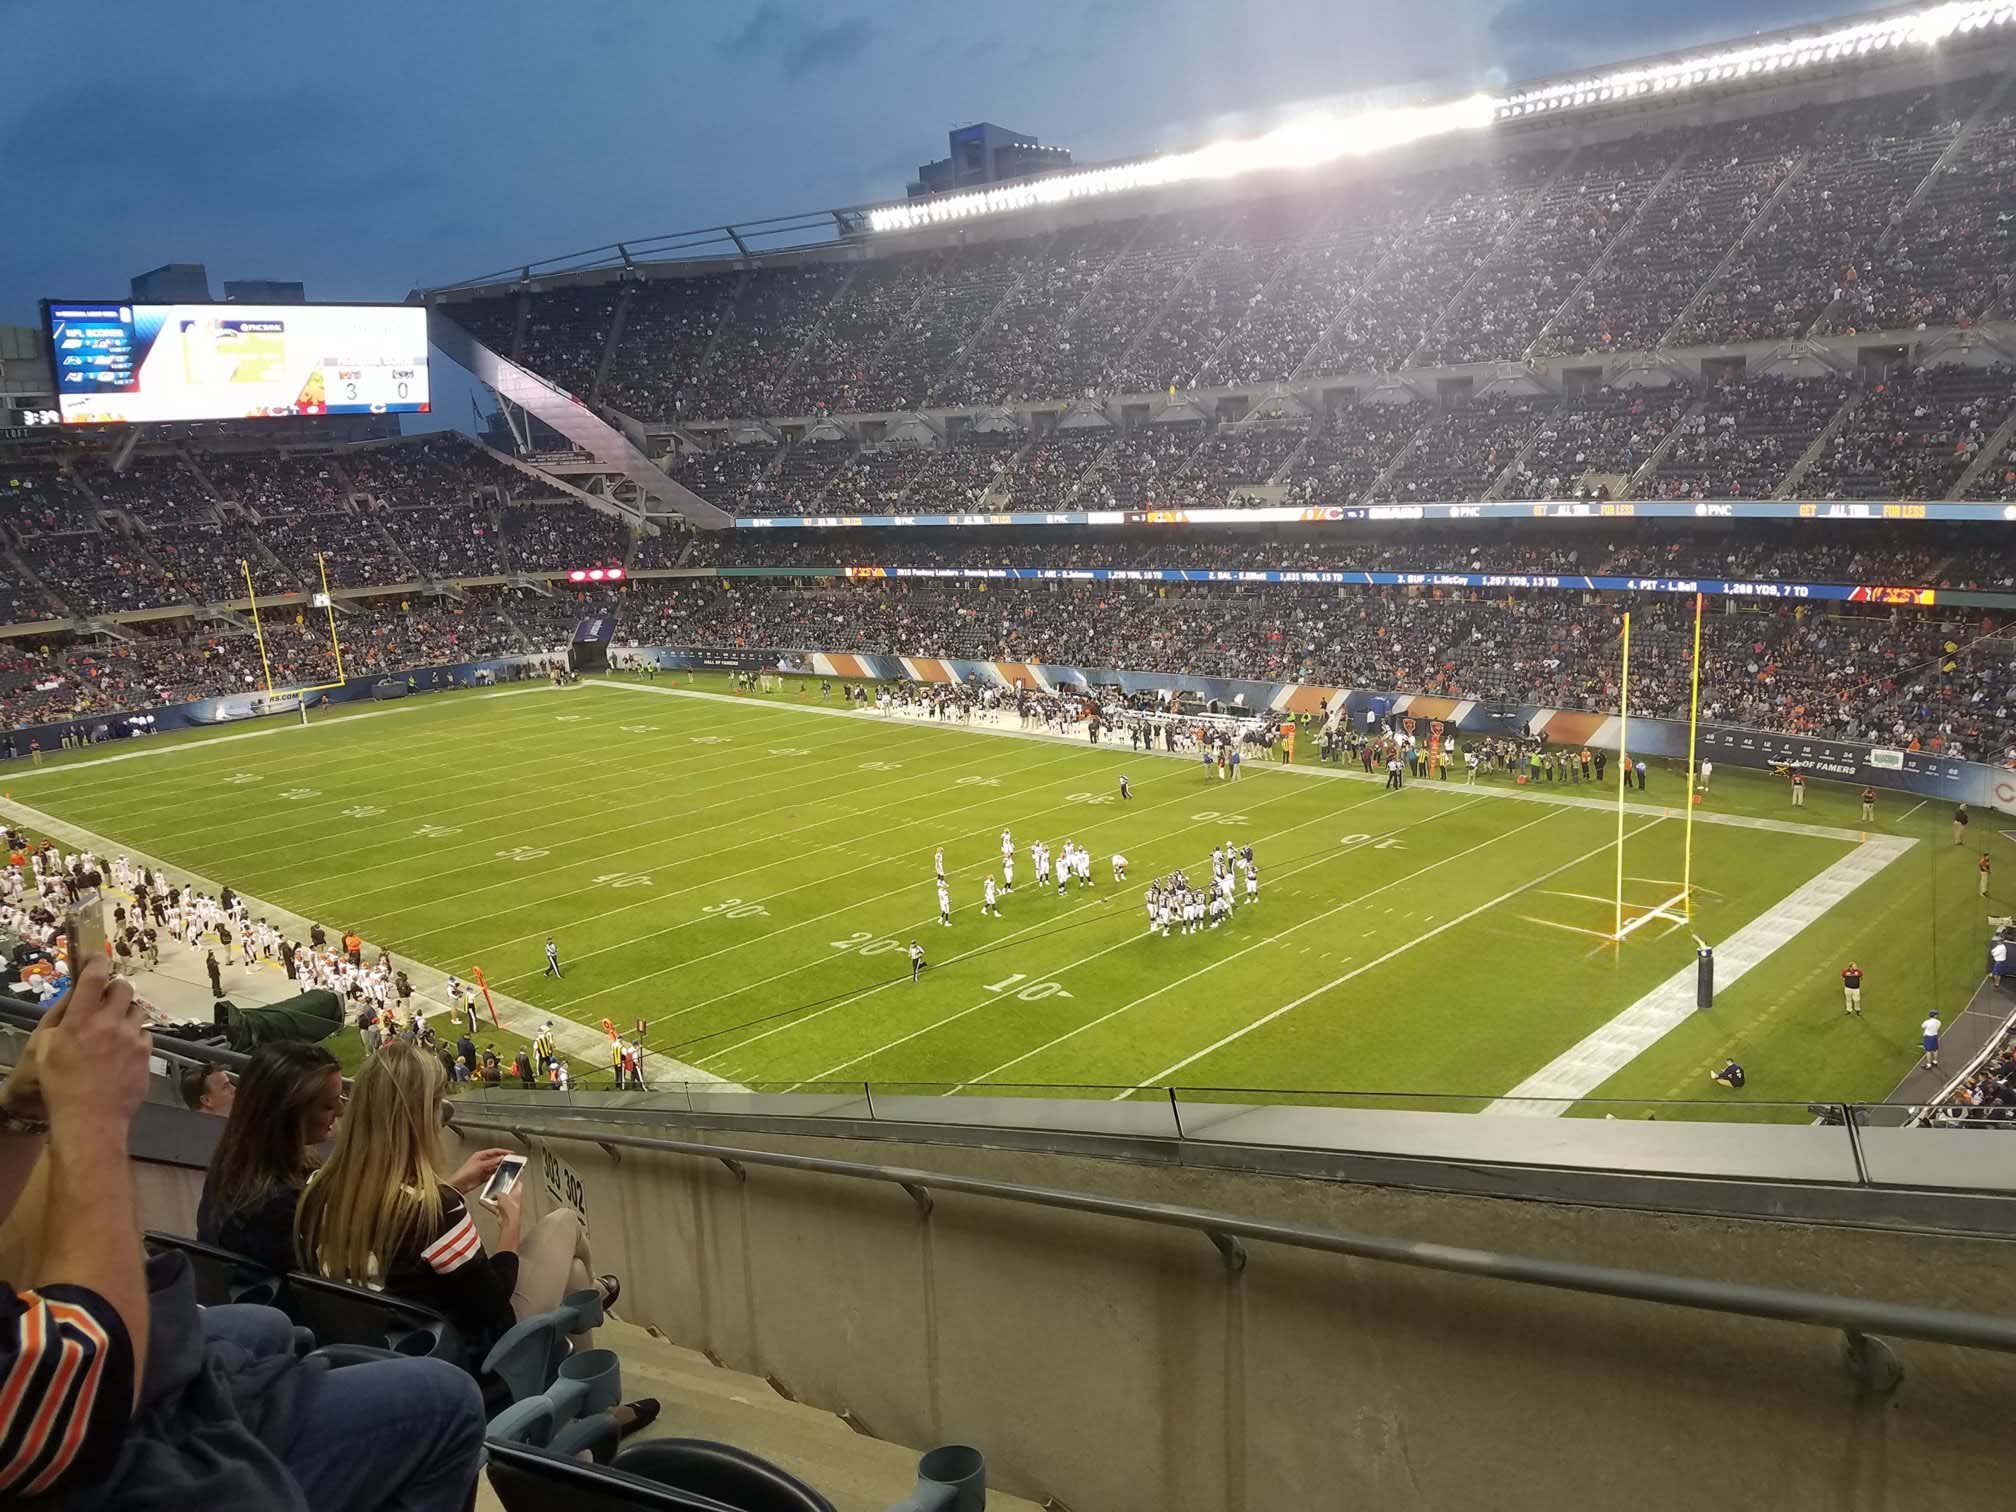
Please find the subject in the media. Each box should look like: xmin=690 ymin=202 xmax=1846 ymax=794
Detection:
xmin=1002 ymin=849 xmax=1014 ymax=893
xmin=1056 ymin=846 xmax=1070 ymax=897
xmin=983 ymin=877 xmax=999 ymax=916
xmin=1246 ymin=862 xmax=1260 ymax=902
xmin=1032 ymin=841 xmax=1047 ymax=887
xmin=1075 ymin=847 xmax=1092 ymax=887
xmin=934 ymin=847 xmax=945 ymax=883
xmin=1111 ymin=853 xmax=1128 ymax=882
xmin=937 ymin=880 xmax=952 ymax=926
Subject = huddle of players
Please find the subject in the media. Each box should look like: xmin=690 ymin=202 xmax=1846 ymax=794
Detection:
xmin=1145 ymin=842 xmax=1258 ymax=936
xmin=932 ymin=830 xmax=1121 ymax=925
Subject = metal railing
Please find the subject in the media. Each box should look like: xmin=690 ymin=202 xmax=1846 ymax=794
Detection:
xmin=448 ymin=1110 xmax=2016 ymax=1384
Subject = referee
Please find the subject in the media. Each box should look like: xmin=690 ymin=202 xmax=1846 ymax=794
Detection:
xmin=544 ymin=936 xmax=563 ymax=978
xmin=909 ymin=940 xmax=926 ymax=985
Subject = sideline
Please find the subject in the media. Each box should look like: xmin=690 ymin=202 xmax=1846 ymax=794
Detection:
xmin=1487 ymin=833 xmax=1918 ymax=1115
xmin=0 ymin=790 xmax=732 ymax=1085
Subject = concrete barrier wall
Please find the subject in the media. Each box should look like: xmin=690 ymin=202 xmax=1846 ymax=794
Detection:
xmin=411 ymin=1115 xmax=2016 ymax=1512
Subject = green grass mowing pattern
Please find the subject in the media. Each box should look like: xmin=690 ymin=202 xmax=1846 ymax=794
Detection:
xmin=9 ymin=672 xmax=2000 ymax=1109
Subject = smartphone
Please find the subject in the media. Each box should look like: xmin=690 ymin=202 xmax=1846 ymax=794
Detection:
xmin=64 ymin=887 xmax=107 ymax=969
xmin=480 ymin=1155 xmax=527 ymax=1205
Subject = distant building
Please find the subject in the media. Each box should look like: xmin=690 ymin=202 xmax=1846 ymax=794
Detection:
xmin=127 ymin=267 xmax=307 ymax=305
xmin=130 ymin=263 xmax=212 ymax=303
xmin=909 ymin=123 xmax=1071 ymax=200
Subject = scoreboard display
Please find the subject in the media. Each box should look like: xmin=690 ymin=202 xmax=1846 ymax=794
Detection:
xmin=41 ymin=300 xmax=430 ymax=425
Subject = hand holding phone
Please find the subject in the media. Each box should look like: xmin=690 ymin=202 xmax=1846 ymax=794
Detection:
xmin=64 ymin=887 xmax=107 ymax=970
xmin=479 ymin=1154 xmax=527 ymax=1206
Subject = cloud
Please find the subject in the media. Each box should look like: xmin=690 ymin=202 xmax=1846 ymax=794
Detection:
xmin=718 ymin=3 xmax=877 ymax=79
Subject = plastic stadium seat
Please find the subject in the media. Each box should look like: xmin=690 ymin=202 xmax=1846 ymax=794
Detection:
xmin=485 ymin=1438 xmax=836 ymax=1512
xmin=483 ymin=1288 xmax=609 ymax=1405
xmin=281 ymin=1270 xmax=463 ymax=1360
xmin=142 ymin=1230 xmax=282 ymax=1308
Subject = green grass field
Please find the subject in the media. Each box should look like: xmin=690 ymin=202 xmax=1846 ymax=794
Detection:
xmin=5 ymin=672 xmax=2002 ymax=1115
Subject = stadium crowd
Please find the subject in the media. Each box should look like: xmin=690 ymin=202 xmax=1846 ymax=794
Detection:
xmin=612 ymin=576 xmax=2016 ymax=762
xmin=434 ymin=80 xmax=2016 ymax=431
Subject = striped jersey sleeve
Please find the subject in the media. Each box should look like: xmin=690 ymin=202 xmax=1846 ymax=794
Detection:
xmin=418 ymin=1195 xmax=483 ymax=1275
xmin=0 ymin=1283 xmax=134 ymax=1497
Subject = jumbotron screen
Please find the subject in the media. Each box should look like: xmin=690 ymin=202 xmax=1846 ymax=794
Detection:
xmin=41 ymin=300 xmax=430 ymax=425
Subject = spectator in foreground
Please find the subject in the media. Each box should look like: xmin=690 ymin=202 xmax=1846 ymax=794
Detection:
xmin=196 ymin=1041 xmax=345 ymax=1276
xmin=294 ymin=1039 xmax=619 ymax=1361
xmin=0 ymin=956 xmax=486 ymax=1510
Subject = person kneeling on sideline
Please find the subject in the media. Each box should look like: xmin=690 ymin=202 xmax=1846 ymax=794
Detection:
xmin=1710 ymin=1060 xmax=1746 ymax=1090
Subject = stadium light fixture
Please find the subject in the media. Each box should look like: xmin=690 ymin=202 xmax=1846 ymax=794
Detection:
xmin=868 ymin=2 xmax=2016 ymax=235
xmin=867 ymin=93 xmax=1498 ymax=234
xmin=1492 ymin=1 xmax=2013 ymax=122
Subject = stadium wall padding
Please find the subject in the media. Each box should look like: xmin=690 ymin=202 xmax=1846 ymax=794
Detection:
xmin=3 ymin=654 xmax=547 ymax=755
xmin=627 ymin=645 xmax=2016 ymax=814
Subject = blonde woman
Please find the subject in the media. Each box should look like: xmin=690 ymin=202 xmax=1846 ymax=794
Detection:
xmin=296 ymin=1039 xmax=620 ymax=1358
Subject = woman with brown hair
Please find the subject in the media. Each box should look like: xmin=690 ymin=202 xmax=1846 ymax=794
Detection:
xmin=198 ymin=1039 xmax=346 ymax=1275
xmin=294 ymin=1038 xmax=620 ymax=1359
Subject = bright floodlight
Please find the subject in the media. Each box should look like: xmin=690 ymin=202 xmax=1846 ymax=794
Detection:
xmin=868 ymin=94 xmax=1498 ymax=234
xmin=1493 ymin=0 xmax=2012 ymax=120
xmin=869 ymin=2 xmax=2016 ymax=234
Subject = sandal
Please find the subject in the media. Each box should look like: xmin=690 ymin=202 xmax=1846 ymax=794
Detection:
xmin=595 ymin=1273 xmax=622 ymax=1313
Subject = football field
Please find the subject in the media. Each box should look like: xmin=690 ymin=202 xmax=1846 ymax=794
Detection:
xmin=2 ymin=672 xmax=1997 ymax=1116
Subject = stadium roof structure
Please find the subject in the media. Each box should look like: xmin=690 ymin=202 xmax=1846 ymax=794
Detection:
xmin=427 ymin=1 xmax=2016 ymax=298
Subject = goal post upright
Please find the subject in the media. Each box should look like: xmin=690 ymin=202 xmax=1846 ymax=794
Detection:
xmin=316 ymin=551 xmax=348 ymax=683
xmin=1682 ymin=590 xmax=1704 ymax=919
xmin=240 ymin=558 xmax=276 ymax=695
xmin=1614 ymin=610 xmax=1631 ymax=942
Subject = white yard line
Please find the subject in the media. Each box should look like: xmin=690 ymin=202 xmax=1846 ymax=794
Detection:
xmin=68 ymin=697 xmax=833 ymax=876
xmin=665 ymin=772 xmax=1375 ymax=1043
xmin=290 ymin=698 xmax=998 ymax=897
xmin=4 ymin=682 xmax=570 ymax=783
xmin=342 ymin=729 xmax=1088 ymax=934
xmin=696 ymin=786 xmax=1420 ymax=1069
xmin=1120 ymin=817 xmax=1671 ymax=1095
xmin=1485 ymin=833 xmax=1918 ymax=1116
xmin=949 ymin=806 xmax=1565 ymax=1092
xmin=584 ymin=679 xmax=1890 ymax=844
xmin=475 ymin=743 xmax=1126 ymax=989
xmin=0 ymin=791 xmax=727 ymax=1083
